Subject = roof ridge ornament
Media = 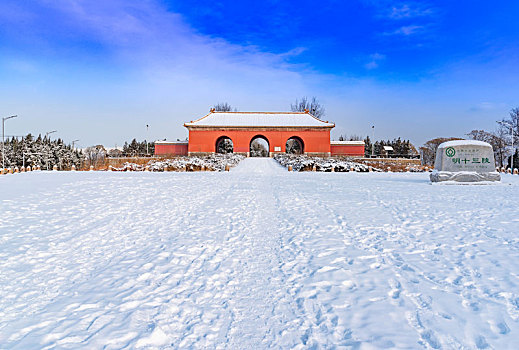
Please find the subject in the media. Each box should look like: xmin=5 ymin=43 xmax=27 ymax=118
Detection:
xmin=304 ymin=108 xmax=309 ymax=113
xmin=210 ymin=108 xmax=215 ymax=112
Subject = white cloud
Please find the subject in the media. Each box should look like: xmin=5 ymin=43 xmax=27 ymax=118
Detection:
xmin=388 ymin=3 xmax=433 ymax=19
xmin=364 ymin=53 xmax=386 ymax=69
xmin=1 ymin=0 xmax=327 ymax=144
xmin=386 ymin=25 xmax=424 ymax=36
xmin=38 ymin=0 xmax=306 ymax=77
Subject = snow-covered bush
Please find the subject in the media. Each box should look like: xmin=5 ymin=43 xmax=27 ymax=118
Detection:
xmin=274 ymin=154 xmax=378 ymax=172
xmin=113 ymin=154 xmax=245 ymax=172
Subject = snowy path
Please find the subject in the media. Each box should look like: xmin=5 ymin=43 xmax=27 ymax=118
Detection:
xmin=1 ymin=163 xmax=519 ymax=348
xmin=230 ymin=157 xmax=285 ymax=174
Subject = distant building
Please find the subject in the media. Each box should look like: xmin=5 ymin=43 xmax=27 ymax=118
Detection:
xmin=154 ymin=141 xmax=188 ymax=156
xmin=330 ymin=140 xmax=366 ymax=157
xmin=155 ymin=109 xmax=364 ymax=157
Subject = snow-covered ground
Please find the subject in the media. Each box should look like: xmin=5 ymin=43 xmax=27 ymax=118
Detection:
xmin=1 ymin=158 xmax=519 ymax=349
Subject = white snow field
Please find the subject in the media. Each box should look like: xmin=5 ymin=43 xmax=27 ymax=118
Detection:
xmin=1 ymin=158 xmax=519 ymax=349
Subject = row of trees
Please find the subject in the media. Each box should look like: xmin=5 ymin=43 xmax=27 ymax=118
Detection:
xmin=121 ymin=139 xmax=155 ymax=157
xmin=335 ymin=135 xmax=417 ymax=158
xmin=90 ymin=139 xmax=156 ymax=159
xmin=0 ymin=135 xmax=161 ymax=170
xmin=365 ymin=137 xmax=417 ymax=158
xmin=0 ymin=134 xmax=82 ymax=169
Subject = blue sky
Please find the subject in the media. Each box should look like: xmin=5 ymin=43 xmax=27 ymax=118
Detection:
xmin=0 ymin=0 xmax=518 ymax=148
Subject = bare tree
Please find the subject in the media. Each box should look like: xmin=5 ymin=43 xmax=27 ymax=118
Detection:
xmin=466 ymin=130 xmax=489 ymax=141
xmin=213 ymin=103 xmax=236 ymax=112
xmin=291 ymin=97 xmax=325 ymax=119
xmin=500 ymin=107 xmax=519 ymax=151
xmin=419 ymin=137 xmax=462 ymax=166
xmin=466 ymin=129 xmax=507 ymax=167
xmin=492 ymin=128 xmax=508 ymax=167
xmin=494 ymin=107 xmax=519 ymax=168
xmin=84 ymin=145 xmax=107 ymax=169
xmin=509 ymin=108 xmax=519 ymax=145
xmin=107 ymin=148 xmax=123 ymax=158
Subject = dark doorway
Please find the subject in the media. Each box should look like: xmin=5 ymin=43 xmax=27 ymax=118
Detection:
xmin=250 ymin=136 xmax=270 ymax=157
xmin=286 ymin=137 xmax=304 ymax=154
xmin=216 ymin=136 xmax=233 ymax=153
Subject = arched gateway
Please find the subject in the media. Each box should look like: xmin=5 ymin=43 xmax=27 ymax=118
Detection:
xmin=154 ymin=110 xmax=366 ymax=157
xmin=184 ymin=110 xmax=334 ymax=157
xmin=250 ymin=135 xmax=269 ymax=157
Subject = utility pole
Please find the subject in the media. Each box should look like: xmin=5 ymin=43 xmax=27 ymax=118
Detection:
xmin=146 ymin=124 xmax=149 ymax=156
xmin=2 ymin=115 xmax=18 ymax=170
xmin=371 ymin=125 xmax=375 ymax=158
xmin=45 ymin=130 xmax=57 ymax=170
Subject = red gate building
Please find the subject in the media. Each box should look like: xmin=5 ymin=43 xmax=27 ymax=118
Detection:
xmin=154 ymin=109 xmax=365 ymax=157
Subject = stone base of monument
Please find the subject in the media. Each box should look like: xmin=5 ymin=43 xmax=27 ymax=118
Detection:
xmin=430 ymin=170 xmax=501 ymax=183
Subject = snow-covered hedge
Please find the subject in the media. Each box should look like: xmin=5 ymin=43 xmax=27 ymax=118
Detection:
xmin=274 ymin=154 xmax=378 ymax=172
xmin=114 ymin=154 xmax=245 ymax=172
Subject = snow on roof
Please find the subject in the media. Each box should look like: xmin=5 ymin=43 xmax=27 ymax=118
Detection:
xmin=383 ymin=146 xmax=394 ymax=151
xmin=155 ymin=140 xmax=188 ymax=144
xmin=330 ymin=140 xmax=365 ymax=145
xmin=105 ymin=146 xmax=124 ymax=151
xmin=438 ymin=140 xmax=491 ymax=148
xmin=184 ymin=111 xmax=334 ymax=128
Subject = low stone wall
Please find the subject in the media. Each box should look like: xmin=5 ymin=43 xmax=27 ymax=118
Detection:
xmin=356 ymin=158 xmax=423 ymax=172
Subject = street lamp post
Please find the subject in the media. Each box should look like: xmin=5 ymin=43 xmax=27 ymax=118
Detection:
xmin=371 ymin=125 xmax=375 ymax=158
xmin=2 ymin=115 xmax=18 ymax=171
xmin=497 ymin=121 xmax=514 ymax=171
xmin=45 ymin=130 xmax=57 ymax=170
xmin=146 ymin=124 xmax=149 ymax=156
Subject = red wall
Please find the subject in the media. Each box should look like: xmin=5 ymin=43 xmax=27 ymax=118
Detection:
xmin=187 ymin=128 xmax=331 ymax=155
xmin=330 ymin=144 xmax=365 ymax=157
xmin=154 ymin=143 xmax=188 ymax=156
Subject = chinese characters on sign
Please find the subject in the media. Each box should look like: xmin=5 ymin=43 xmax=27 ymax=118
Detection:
xmin=451 ymin=157 xmax=490 ymax=164
xmin=444 ymin=147 xmax=494 ymax=171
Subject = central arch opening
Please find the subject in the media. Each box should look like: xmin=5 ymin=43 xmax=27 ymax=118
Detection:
xmin=286 ymin=136 xmax=304 ymax=154
xmin=215 ymin=136 xmax=233 ymax=154
xmin=249 ymin=135 xmax=270 ymax=157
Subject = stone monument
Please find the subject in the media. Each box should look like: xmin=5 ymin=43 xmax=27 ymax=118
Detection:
xmin=430 ymin=140 xmax=501 ymax=182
